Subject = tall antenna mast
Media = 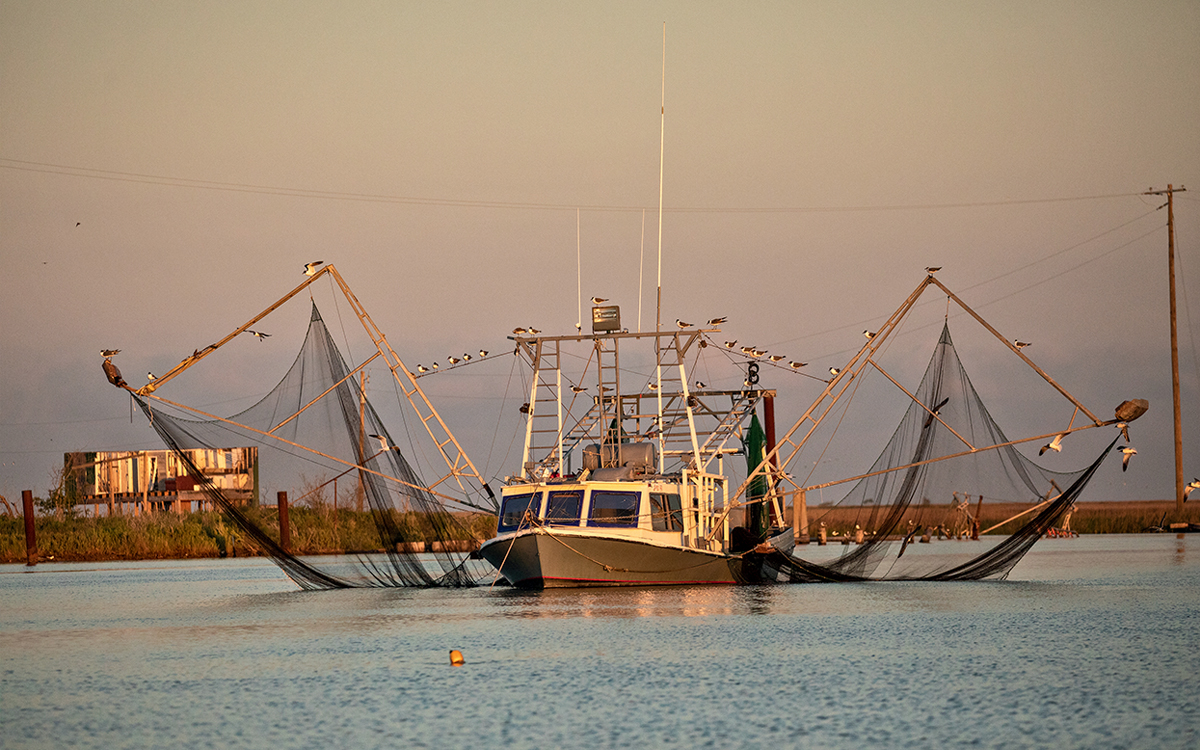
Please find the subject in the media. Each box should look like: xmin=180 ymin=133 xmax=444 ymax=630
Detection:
xmin=654 ymin=21 xmax=667 ymax=470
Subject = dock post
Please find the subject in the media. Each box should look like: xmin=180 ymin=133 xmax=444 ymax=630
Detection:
xmin=793 ymin=489 xmax=809 ymax=544
xmin=277 ymin=491 xmax=290 ymax=553
xmin=818 ymin=523 xmax=827 ymax=545
xmin=22 ymin=490 xmax=37 ymax=566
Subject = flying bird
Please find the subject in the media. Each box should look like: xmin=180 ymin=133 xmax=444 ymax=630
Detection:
xmin=925 ymin=266 xmax=941 ymax=274
xmin=303 ymin=261 xmax=324 ymax=276
xmin=479 ymin=350 xmax=489 ymax=358
xmin=1119 ymin=446 xmax=1137 ymax=472
xmin=675 ymin=319 xmax=692 ymax=329
xmin=1013 ymin=340 xmax=1032 ymax=350
xmin=724 ymin=340 xmax=737 ymax=349
xmin=1117 ymin=422 xmax=1130 ymax=441
xmin=708 ymin=316 xmax=728 ymax=326
xmin=829 ymin=367 xmax=841 ymax=377
xmin=247 ymin=330 xmax=271 ymax=340
xmin=1184 ymin=479 xmax=1200 ymax=502
xmin=769 ymin=355 xmax=785 ymax=362
xmin=100 ymin=349 xmax=121 ymax=357
xmin=1039 ymin=433 xmax=1066 ymax=456
xmin=788 ymin=361 xmax=807 ymax=369
xmin=368 ymin=434 xmax=391 ymax=452
xmin=864 ymin=330 xmax=876 ymax=340
xmin=590 ymin=296 xmax=608 ymax=304
xmin=447 ymin=356 xmax=460 ymax=365
xmin=76 ymin=222 xmax=81 ymax=227
xmin=923 ymin=397 xmax=951 ymax=429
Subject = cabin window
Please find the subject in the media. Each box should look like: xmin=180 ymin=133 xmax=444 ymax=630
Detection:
xmin=650 ymin=493 xmax=683 ymax=531
xmin=545 ymin=490 xmax=583 ymax=525
xmin=498 ymin=492 xmax=540 ymax=532
xmin=588 ymin=490 xmax=641 ymax=527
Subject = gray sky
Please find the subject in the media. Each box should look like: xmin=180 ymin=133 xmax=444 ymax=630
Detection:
xmin=2 ymin=1 xmax=1198 ymax=504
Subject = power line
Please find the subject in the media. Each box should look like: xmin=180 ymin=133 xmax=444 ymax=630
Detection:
xmin=0 ymin=157 xmax=1142 ymax=214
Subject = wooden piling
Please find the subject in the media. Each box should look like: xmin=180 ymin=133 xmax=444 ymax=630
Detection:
xmin=22 ymin=490 xmax=36 ymax=566
xmin=277 ymin=491 xmax=290 ymax=553
xmin=793 ymin=489 xmax=809 ymax=544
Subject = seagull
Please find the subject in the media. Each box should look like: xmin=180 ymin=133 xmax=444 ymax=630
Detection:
xmin=925 ymin=266 xmax=941 ymax=274
xmin=923 ymin=397 xmax=950 ymax=429
xmin=368 ymin=433 xmax=390 ymax=452
xmin=147 ymin=372 xmax=157 ymax=382
xmin=447 ymin=356 xmax=460 ymax=365
xmin=788 ymin=361 xmax=807 ymax=369
xmin=695 ymin=380 xmax=707 ymax=388
xmin=303 ymin=261 xmax=324 ymax=276
xmin=100 ymin=349 xmax=121 ymax=357
xmin=1013 ymin=340 xmax=1032 ymax=350
xmin=479 ymin=349 xmax=489 ymax=358
xmin=417 ymin=364 xmax=428 ymax=373
xmin=752 ymin=349 xmax=766 ymax=358
xmin=740 ymin=346 xmax=754 ymax=354
xmin=1185 ymin=479 xmax=1200 ymax=502
xmin=590 ymin=296 xmax=608 ymax=304
xmin=528 ymin=327 xmax=541 ymax=335
xmin=1039 ymin=433 xmax=1066 ymax=456
xmin=675 ymin=319 xmax=692 ymax=329
xmin=247 ymin=330 xmax=271 ymax=340
xmin=1117 ymin=422 xmax=1130 ymax=441
xmin=864 ymin=330 xmax=876 ymax=340
xmin=724 ymin=340 xmax=737 ymax=349
xmin=512 ymin=327 xmax=528 ymax=335
xmin=462 ymin=353 xmax=472 ymax=361
xmin=571 ymin=385 xmax=587 ymax=394
xmin=829 ymin=367 xmax=841 ymax=377
xmin=769 ymin=355 xmax=785 ymax=362
xmin=1119 ymin=446 xmax=1137 ymax=472
xmin=708 ymin=316 xmax=728 ymax=326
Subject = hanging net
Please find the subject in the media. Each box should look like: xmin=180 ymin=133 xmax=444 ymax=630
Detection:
xmin=768 ymin=322 xmax=1116 ymax=582
xmin=135 ymin=304 xmax=493 ymax=589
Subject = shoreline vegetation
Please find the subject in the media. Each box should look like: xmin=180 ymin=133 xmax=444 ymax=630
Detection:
xmin=2 ymin=501 xmax=1198 ymax=565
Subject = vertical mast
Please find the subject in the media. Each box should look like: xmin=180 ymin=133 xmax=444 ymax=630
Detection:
xmin=654 ymin=21 xmax=666 ymax=471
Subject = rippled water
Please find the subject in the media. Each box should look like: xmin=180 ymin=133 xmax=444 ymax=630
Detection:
xmin=3 ymin=535 xmax=1198 ymax=749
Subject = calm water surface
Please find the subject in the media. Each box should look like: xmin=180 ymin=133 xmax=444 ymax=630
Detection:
xmin=2 ymin=535 xmax=1198 ymax=749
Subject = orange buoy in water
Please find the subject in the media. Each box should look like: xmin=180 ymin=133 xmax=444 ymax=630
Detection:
xmin=449 ymin=649 xmax=465 ymax=666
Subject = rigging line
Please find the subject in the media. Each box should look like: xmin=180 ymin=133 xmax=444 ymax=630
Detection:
xmin=1172 ymin=222 xmax=1200 ymax=397
xmin=484 ymin=351 xmax=521 ymax=477
xmin=0 ymin=158 xmax=1145 ymax=213
xmin=327 ymin=274 xmax=356 ymax=368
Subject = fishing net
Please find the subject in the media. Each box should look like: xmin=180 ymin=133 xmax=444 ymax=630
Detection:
xmin=771 ymin=323 xmax=1115 ymax=582
xmin=134 ymin=304 xmax=493 ymax=589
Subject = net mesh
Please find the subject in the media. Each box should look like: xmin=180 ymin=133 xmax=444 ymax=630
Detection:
xmin=135 ymin=304 xmax=490 ymax=589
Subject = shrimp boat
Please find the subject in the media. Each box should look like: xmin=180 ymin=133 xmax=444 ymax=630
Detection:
xmin=478 ymin=307 xmax=795 ymax=587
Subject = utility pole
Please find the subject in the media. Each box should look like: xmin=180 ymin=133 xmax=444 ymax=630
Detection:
xmin=1145 ymin=184 xmax=1187 ymax=512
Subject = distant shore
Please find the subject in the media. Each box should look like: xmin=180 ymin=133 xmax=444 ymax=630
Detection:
xmin=3 ymin=501 xmax=1198 ymax=565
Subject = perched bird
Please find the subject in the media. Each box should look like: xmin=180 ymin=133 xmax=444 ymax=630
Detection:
xmin=1013 ymin=340 xmax=1032 ymax=350
xmin=1184 ymin=479 xmax=1200 ymax=502
xmin=740 ymin=345 xmax=754 ymax=354
xmin=528 ymin=327 xmax=541 ymax=335
xmin=708 ymin=316 xmax=728 ymax=326
xmin=417 ymin=364 xmax=428 ymax=373
xmin=829 ymin=367 xmax=841 ymax=377
xmin=247 ymin=330 xmax=271 ymax=340
xmin=769 ymin=355 xmax=785 ymax=362
xmin=519 ymin=403 xmax=530 ymax=414
xmin=925 ymin=266 xmax=941 ymax=274
xmin=100 ymin=348 xmax=121 ymax=357
xmin=303 ymin=261 xmax=324 ymax=276
xmin=695 ymin=380 xmax=707 ymax=388
xmin=575 ymin=322 xmax=582 ymax=331
xmin=571 ymin=385 xmax=587 ymax=394
xmin=675 ymin=319 xmax=692 ymax=329
xmin=447 ymin=356 xmax=460 ymax=365
xmin=512 ymin=327 xmax=528 ymax=335
xmin=369 ymin=433 xmax=390 ymax=452
xmin=864 ymin=330 xmax=876 ymax=340
xmin=590 ymin=296 xmax=608 ymax=304
xmin=479 ymin=349 xmax=489 ymax=358
xmin=752 ymin=349 xmax=766 ymax=358
xmin=788 ymin=361 xmax=807 ymax=369
xmin=463 ymin=353 xmax=472 ymax=361
xmin=724 ymin=340 xmax=737 ymax=349
xmin=1117 ymin=422 xmax=1130 ymax=441
xmin=1119 ymin=445 xmax=1137 ymax=472
xmin=1039 ymin=433 xmax=1066 ymax=456
xmin=431 ymin=362 xmax=439 ymax=370
xmin=648 ymin=383 xmax=659 ymax=390
xmin=147 ymin=371 xmax=157 ymax=382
